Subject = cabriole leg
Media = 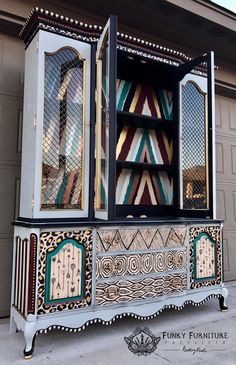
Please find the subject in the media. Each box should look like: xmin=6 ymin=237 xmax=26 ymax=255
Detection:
xmin=23 ymin=323 xmax=37 ymax=359
xmin=219 ymin=287 xmax=229 ymax=312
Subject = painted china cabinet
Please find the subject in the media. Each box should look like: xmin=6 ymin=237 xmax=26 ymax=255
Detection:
xmin=10 ymin=8 xmax=228 ymax=359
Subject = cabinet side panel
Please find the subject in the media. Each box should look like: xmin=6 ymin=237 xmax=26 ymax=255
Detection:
xmin=19 ymin=35 xmax=38 ymax=218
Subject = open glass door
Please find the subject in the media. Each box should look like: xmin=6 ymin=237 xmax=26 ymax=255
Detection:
xmin=95 ymin=16 xmax=117 ymax=220
xmin=178 ymin=52 xmax=215 ymax=218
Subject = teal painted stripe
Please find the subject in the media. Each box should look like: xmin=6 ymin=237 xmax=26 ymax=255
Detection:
xmin=158 ymin=90 xmax=173 ymax=120
xmin=123 ymin=170 xmax=136 ymax=204
xmin=101 ymin=176 xmax=106 ymax=207
xmin=55 ymin=173 xmax=69 ymax=205
xmin=136 ymin=130 xmax=147 ymax=162
xmin=117 ymin=81 xmax=131 ymax=111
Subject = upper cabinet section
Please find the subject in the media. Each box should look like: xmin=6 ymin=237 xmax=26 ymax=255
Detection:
xmin=20 ymin=30 xmax=91 ymax=219
xmin=18 ymin=9 xmax=215 ymax=222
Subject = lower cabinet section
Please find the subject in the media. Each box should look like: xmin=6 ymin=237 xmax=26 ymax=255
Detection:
xmin=10 ymin=221 xmax=228 ymax=359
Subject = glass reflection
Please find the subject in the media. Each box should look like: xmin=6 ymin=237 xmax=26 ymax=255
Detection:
xmin=182 ymin=81 xmax=208 ymax=210
xmin=41 ymin=48 xmax=84 ymax=210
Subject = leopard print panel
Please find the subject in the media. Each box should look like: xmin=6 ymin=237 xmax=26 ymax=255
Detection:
xmin=189 ymin=225 xmax=222 ymax=289
xmin=38 ymin=230 xmax=92 ymax=315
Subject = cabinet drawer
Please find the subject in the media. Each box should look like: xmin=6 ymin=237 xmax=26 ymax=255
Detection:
xmin=96 ymin=250 xmax=186 ymax=279
xmin=96 ymin=273 xmax=187 ymax=306
xmin=97 ymin=226 xmax=186 ymax=253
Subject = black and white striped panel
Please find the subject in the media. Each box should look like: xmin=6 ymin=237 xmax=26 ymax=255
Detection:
xmin=14 ymin=237 xmax=30 ymax=317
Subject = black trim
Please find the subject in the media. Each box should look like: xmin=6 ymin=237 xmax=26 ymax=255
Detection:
xmin=107 ymin=15 xmax=117 ymax=220
xmin=207 ymin=52 xmax=214 ymax=218
xmin=13 ymin=215 xmax=223 ymax=229
xmin=89 ymin=44 xmax=97 ymax=220
xmin=117 ymin=111 xmax=176 ymax=131
xmin=116 ymin=161 xmax=173 ymax=171
xmin=116 ymin=205 xmax=176 ymax=218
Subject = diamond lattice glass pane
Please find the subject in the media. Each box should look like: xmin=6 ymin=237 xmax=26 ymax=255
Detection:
xmin=41 ymin=48 xmax=84 ymax=210
xmin=182 ymin=81 xmax=207 ymax=210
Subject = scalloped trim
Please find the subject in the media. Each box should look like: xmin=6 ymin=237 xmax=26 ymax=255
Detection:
xmin=36 ymin=294 xmax=221 ymax=335
xmin=20 ymin=7 xmax=196 ymax=67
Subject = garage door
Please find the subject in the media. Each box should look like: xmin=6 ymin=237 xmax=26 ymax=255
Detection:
xmin=216 ymin=94 xmax=236 ymax=281
xmin=0 ymin=32 xmax=24 ymax=317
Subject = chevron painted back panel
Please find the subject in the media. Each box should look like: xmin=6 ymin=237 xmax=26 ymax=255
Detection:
xmin=116 ymin=79 xmax=173 ymax=120
xmin=116 ymin=126 xmax=173 ymax=165
xmin=116 ymin=168 xmax=173 ymax=205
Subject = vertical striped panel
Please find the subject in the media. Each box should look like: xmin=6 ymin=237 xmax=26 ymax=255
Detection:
xmin=27 ymin=234 xmax=37 ymax=314
xmin=14 ymin=237 xmax=30 ymax=317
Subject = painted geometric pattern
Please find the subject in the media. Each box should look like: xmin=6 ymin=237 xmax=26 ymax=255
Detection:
xmin=195 ymin=234 xmax=215 ymax=280
xmin=97 ymin=227 xmax=186 ymax=253
xmin=116 ymin=79 xmax=173 ymax=120
xmin=46 ymin=240 xmax=84 ymax=304
xmin=96 ymin=250 xmax=186 ymax=279
xmin=116 ymin=126 xmax=173 ymax=165
xmin=38 ymin=230 xmax=92 ymax=315
xmin=96 ymin=273 xmax=187 ymax=306
xmin=189 ymin=226 xmax=222 ymax=289
xmin=116 ymin=169 xmax=173 ymax=205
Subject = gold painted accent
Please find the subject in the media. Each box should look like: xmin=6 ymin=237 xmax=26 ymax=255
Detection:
xmin=24 ymin=354 xmax=33 ymax=360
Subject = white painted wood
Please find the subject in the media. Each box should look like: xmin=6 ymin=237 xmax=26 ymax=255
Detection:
xmin=20 ymin=30 xmax=91 ymax=219
xmin=19 ymin=34 xmax=38 ymax=218
xmin=34 ymin=30 xmax=91 ymax=218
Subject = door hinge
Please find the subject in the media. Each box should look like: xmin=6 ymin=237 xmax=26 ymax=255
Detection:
xmin=36 ymin=41 xmax=39 ymax=52
xmin=32 ymin=195 xmax=34 ymax=209
xmin=34 ymin=114 xmax=37 ymax=129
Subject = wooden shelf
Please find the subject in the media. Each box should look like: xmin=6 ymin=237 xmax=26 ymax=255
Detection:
xmin=117 ymin=110 xmax=176 ymax=131
xmin=116 ymin=160 xmax=173 ymax=171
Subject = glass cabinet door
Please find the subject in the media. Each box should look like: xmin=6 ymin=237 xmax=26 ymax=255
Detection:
xmin=178 ymin=52 xmax=215 ymax=218
xmin=95 ymin=16 xmax=117 ymax=220
xmin=42 ymin=49 xmax=85 ymax=210
xmin=34 ymin=32 xmax=91 ymax=218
